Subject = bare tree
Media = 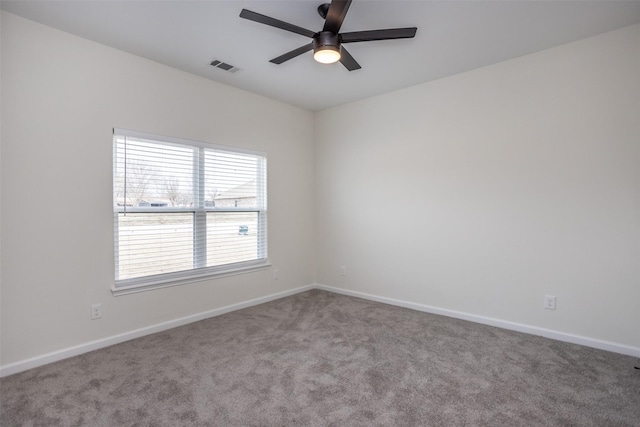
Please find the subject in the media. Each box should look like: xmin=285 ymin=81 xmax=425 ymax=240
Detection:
xmin=177 ymin=191 xmax=193 ymax=207
xmin=114 ymin=160 xmax=156 ymax=206
xmin=208 ymin=187 xmax=221 ymax=207
xmin=164 ymin=178 xmax=181 ymax=207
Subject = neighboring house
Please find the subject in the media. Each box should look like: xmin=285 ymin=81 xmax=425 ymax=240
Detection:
xmin=137 ymin=199 xmax=169 ymax=208
xmin=212 ymin=180 xmax=257 ymax=208
xmin=115 ymin=180 xmax=257 ymax=209
xmin=115 ymin=198 xmax=169 ymax=208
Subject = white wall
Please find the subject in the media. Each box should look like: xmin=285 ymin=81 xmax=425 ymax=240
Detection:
xmin=2 ymin=10 xmax=639 ymax=372
xmin=315 ymin=24 xmax=640 ymax=350
xmin=0 ymin=12 xmax=315 ymax=367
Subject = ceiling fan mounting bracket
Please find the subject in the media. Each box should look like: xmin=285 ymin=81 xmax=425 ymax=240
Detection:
xmin=317 ymin=3 xmax=331 ymax=20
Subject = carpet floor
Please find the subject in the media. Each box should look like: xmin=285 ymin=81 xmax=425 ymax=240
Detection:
xmin=1 ymin=289 xmax=639 ymax=426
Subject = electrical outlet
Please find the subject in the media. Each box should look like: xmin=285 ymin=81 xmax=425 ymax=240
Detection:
xmin=273 ymin=269 xmax=279 ymax=280
xmin=340 ymin=266 xmax=346 ymax=276
xmin=544 ymin=295 xmax=556 ymax=310
xmin=91 ymin=303 xmax=103 ymax=320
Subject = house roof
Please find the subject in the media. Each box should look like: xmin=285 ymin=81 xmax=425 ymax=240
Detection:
xmin=214 ymin=180 xmax=257 ymax=200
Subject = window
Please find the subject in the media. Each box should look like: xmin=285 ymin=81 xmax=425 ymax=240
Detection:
xmin=112 ymin=128 xmax=268 ymax=295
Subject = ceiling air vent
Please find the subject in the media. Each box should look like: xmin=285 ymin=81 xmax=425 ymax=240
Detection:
xmin=210 ymin=60 xmax=240 ymax=73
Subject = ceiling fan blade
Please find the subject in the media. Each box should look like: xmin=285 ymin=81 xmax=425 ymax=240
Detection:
xmin=240 ymin=9 xmax=316 ymax=38
xmin=341 ymin=27 xmax=418 ymax=43
xmin=323 ymin=0 xmax=352 ymax=34
xmin=339 ymin=46 xmax=361 ymax=71
xmin=270 ymin=43 xmax=314 ymax=64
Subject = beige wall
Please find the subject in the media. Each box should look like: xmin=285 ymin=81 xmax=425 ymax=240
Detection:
xmin=0 ymin=12 xmax=315 ymax=366
xmin=315 ymin=24 xmax=640 ymax=349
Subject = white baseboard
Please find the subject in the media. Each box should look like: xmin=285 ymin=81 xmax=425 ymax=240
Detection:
xmin=315 ymin=284 xmax=640 ymax=358
xmin=0 ymin=284 xmax=315 ymax=378
xmin=3 ymin=283 xmax=637 ymax=378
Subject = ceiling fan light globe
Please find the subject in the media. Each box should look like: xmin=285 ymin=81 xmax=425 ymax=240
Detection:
xmin=314 ymin=47 xmax=341 ymax=64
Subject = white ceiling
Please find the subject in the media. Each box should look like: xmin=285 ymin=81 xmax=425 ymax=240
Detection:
xmin=2 ymin=0 xmax=640 ymax=111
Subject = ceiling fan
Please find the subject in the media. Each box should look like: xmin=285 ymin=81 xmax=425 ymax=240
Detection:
xmin=239 ymin=0 xmax=417 ymax=71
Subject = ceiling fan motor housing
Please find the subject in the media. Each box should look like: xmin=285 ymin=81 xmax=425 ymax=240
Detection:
xmin=313 ymin=31 xmax=341 ymax=53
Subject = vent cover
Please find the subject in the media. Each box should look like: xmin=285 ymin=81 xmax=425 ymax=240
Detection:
xmin=210 ymin=60 xmax=240 ymax=73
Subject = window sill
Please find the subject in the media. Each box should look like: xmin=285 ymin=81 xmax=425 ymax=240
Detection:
xmin=111 ymin=261 xmax=272 ymax=296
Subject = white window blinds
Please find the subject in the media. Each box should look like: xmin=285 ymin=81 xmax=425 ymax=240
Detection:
xmin=113 ymin=128 xmax=268 ymax=294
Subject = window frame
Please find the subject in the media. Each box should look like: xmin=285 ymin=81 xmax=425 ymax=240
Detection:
xmin=112 ymin=128 xmax=269 ymax=296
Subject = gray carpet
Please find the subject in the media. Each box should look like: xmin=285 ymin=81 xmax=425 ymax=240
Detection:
xmin=1 ymin=289 xmax=639 ymax=426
